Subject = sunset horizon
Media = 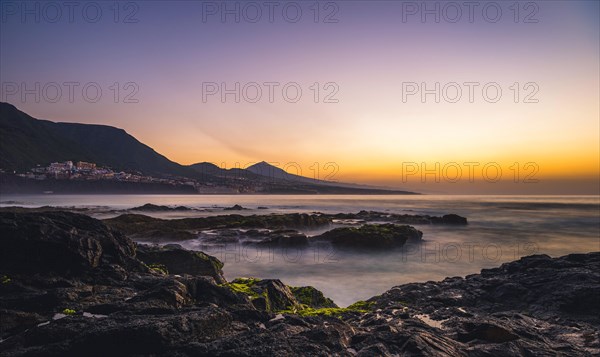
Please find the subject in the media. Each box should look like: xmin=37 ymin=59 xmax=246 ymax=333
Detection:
xmin=4 ymin=100 xmax=598 ymax=194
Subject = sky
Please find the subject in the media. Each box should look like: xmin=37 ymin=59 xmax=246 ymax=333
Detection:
xmin=1 ymin=0 xmax=599 ymax=194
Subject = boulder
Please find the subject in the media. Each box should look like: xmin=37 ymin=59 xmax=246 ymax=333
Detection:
xmin=131 ymin=203 xmax=192 ymax=212
xmin=256 ymin=230 xmax=309 ymax=247
xmin=0 ymin=211 xmax=143 ymax=276
xmin=103 ymin=212 xmax=331 ymax=236
xmin=225 ymin=278 xmax=300 ymax=312
xmin=136 ymin=244 xmax=226 ymax=284
xmin=330 ymin=211 xmax=468 ymax=225
xmin=431 ymin=214 xmax=468 ymax=225
xmin=314 ymin=224 xmax=423 ymax=249
xmin=224 ymin=204 xmax=245 ymax=211
xmin=291 ymin=286 xmax=337 ymax=308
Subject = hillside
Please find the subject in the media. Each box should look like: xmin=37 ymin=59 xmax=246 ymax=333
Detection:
xmin=0 ymin=102 xmax=194 ymax=177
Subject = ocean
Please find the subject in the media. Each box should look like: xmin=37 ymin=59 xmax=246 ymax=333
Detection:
xmin=2 ymin=194 xmax=598 ymax=306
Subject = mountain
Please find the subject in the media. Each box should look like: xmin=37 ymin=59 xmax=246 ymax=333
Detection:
xmin=246 ymin=161 xmax=320 ymax=185
xmin=189 ymin=161 xmax=319 ymax=185
xmin=0 ymin=102 xmax=195 ymax=177
xmin=188 ymin=161 xmax=416 ymax=194
xmin=246 ymin=161 xmax=393 ymax=190
xmin=0 ymin=103 xmax=416 ymax=194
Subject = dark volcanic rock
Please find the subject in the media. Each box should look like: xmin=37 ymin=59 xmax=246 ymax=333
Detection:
xmin=225 ymin=278 xmax=300 ymax=312
xmin=1 ymin=210 xmax=598 ymax=357
xmin=291 ymin=286 xmax=337 ymax=308
xmin=131 ymin=203 xmax=192 ymax=212
xmin=136 ymin=244 xmax=226 ymax=284
xmin=314 ymin=224 xmax=423 ymax=249
xmin=255 ymin=229 xmax=309 ymax=247
xmin=104 ymin=212 xmax=331 ymax=238
xmin=431 ymin=214 xmax=468 ymax=225
xmin=362 ymin=252 xmax=600 ymax=356
xmin=330 ymin=210 xmax=468 ymax=225
xmin=0 ymin=211 xmax=143 ymax=276
xmin=224 ymin=204 xmax=245 ymax=211
xmin=130 ymin=228 xmax=196 ymax=242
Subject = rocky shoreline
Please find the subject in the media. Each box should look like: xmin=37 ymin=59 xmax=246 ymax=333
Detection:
xmin=100 ymin=209 xmax=467 ymax=248
xmin=1 ymin=210 xmax=598 ymax=356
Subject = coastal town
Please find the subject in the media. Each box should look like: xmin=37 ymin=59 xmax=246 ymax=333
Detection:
xmin=10 ymin=160 xmax=254 ymax=193
xmin=17 ymin=160 xmax=193 ymax=185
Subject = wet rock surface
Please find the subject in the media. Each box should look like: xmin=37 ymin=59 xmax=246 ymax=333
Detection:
xmin=130 ymin=204 xmax=193 ymax=212
xmin=254 ymin=229 xmax=310 ymax=247
xmin=0 ymin=211 xmax=143 ymax=275
xmin=103 ymin=212 xmax=331 ymax=240
xmin=329 ymin=210 xmax=468 ymax=226
xmin=136 ymin=243 xmax=226 ymax=284
xmin=224 ymin=204 xmax=246 ymax=211
xmin=313 ymin=224 xmax=423 ymax=249
xmin=1 ymin=211 xmax=597 ymax=356
xmin=102 ymin=210 xmax=467 ymax=245
xmin=360 ymin=252 xmax=600 ymax=356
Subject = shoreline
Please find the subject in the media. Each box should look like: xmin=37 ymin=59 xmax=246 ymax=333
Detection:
xmin=0 ymin=209 xmax=598 ymax=355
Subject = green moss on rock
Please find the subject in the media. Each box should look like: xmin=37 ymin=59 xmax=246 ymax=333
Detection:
xmin=224 ymin=278 xmax=262 ymax=299
xmin=148 ymin=263 xmax=168 ymax=275
xmin=62 ymin=308 xmax=76 ymax=315
xmin=224 ymin=278 xmax=300 ymax=313
xmin=291 ymin=286 xmax=337 ymax=308
xmin=314 ymin=224 xmax=423 ymax=249
xmin=279 ymin=300 xmax=375 ymax=317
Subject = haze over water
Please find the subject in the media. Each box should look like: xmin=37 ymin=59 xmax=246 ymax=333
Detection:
xmin=2 ymin=194 xmax=598 ymax=306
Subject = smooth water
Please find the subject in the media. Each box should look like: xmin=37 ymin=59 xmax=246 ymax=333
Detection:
xmin=2 ymin=194 xmax=599 ymax=306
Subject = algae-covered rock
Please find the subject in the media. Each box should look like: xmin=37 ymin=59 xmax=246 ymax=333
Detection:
xmin=224 ymin=278 xmax=300 ymax=312
xmin=314 ymin=224 xmax=423 ymax=249
xmin=291 ymin=286 xmax=337 ymax=308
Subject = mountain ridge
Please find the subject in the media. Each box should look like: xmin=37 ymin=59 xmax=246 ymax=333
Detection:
xmin=0 ymin=102 xmax=417 ymax=194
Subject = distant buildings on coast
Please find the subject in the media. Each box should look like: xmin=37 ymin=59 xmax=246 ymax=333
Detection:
xmin=12 ymin=160 xmax=253 ymax=193
xmin=18 ymin=160 xmax=195 ymax=187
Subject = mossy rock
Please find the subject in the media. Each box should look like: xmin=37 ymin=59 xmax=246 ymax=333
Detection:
xmin=225 ymin=278 xmax=262 ymax=299
xmin=224 ymin=278 xmax=300 ymax=312
xmin=279 ymin=300 xmax=375 ymax=317
xmin=314 ymin=224 xmax=423 ymax=249
xmin=291 ymin=286 xmax=337 ymax=308
xmin=148 ymin=263 xmax=168 ymax=275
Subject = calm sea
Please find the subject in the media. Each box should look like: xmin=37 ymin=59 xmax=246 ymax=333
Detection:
xmin=2 ymin=194 xmax=599 ymax=306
